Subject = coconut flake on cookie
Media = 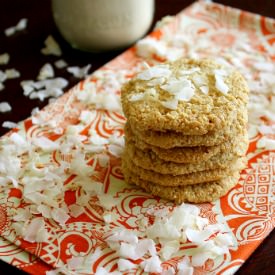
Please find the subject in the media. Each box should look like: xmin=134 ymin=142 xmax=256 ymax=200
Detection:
xmin=136 ymin=65 xmax=171 ymax=81
xmin=161 ymin=78 xmax=195 ymax=101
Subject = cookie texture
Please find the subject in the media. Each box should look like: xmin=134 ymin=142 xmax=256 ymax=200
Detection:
xmin=125 ymin=137 xmax=248 ymax=176
xmin=128 ymin=107 xmax=247 ymax=148
xmin=123 ymin=165 xmax=240 ymax=203
xmin=121 ymin=57 xmax=249 ymax=204
xmin=125 ymin=124 xmax=245 ymax=163
xmin=121 ymin=58 xmax=249 ymax=135
xmin=122 ymin=156 xmax=246 ymax=186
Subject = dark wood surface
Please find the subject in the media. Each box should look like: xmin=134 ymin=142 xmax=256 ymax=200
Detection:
xmin=0 ymin=1 xmax=274 ymax=274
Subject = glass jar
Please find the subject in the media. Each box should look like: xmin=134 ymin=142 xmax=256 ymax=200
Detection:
xmin=52 ymin=0 xmax=155 ymax=52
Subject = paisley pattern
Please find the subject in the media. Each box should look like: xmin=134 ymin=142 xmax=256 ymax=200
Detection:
xmin=0 ymin=1 xmax=274 ymax=274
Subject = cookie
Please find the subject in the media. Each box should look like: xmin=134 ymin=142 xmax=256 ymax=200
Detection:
xmin=125 ymin=137 xmax=248 ymax=176
xmin=121 ymin=58 xmax=249 ymax=135
xmin=128 ymin=107 xmax=247 ymax=148
xmin=125 ymin=124 xmax=244 ymax=164
xmin=122 ymin=156 xmax=246 ymax=186
xmin=123 ymin=165 xmax=240 ymax=203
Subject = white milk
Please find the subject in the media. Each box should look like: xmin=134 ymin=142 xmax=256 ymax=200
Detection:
xmin=52 ymin=0 xmax=155 ymax=52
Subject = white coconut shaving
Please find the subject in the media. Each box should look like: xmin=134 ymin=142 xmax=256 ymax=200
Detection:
xmin=117 ymin=259 xmax=136 ymax=271
xmin=256 ymin=136 xmax=275 ymax=150
xmin=5 ymin=68 xmax=20 ymax=79
xmin=41 ymin=35 xmax=62 ymax=56
xmin=67 ymin=64 xmax=91 ymax=78
xmin=20 ymin=217 xmax=49 ymax=243
xmin=136 ymin=37 xmax=167 ymax=59
xmin=21 ymin=77 xmax=68 ymax=101
xmin=140 ymin=255 xmax=162 ymax=273
xmin=54 ymin=59 xmax=68 ymax=69
xmin=161 ymin=78 xmax=195 ymax=101
xmin=0 ymin=70 xmax=7 ymax=82
xmin=37 ymin=63 xmax=55 ymax=80
xmin=214 ymin=73 xmax=229 ymax=94
xmin=0 ymin=53 xmax=10 ymax=65
xmin=0 ymin=102 xmax=12 ymax=112
xmin=2 ymin=121 xmax=17 ymax=129
xmin=4 ymin=18 xmax=28 ymax=36
xmin=161 ymin=98 xmax=179 ymax=110
xmin=137 ymin=65 xmax=171 ymax=81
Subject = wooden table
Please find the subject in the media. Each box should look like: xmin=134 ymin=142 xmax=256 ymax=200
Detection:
xmin=0 ymin=0 xmax=274 ymax=274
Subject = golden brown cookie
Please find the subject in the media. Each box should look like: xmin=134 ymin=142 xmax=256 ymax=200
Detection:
xmin=128 ymin=106 xmax=247 ymax=148
xmin=122 ymin=156 xmax=246 ymax=186
xmin=122 ymin=165 xmax=240 ymax=203
xmin=125 ymin=124 xmax=245 ymax=163
xmin=121 ymin=58 xmax=249 ymax=135
xmin=125 ymin=137 xmax=248 ymax=176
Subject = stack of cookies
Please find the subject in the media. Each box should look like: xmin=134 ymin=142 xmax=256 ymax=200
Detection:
xmin=121 ymin=58 xmax=249 ymax=203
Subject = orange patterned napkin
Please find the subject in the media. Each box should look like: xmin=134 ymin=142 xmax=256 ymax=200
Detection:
xmin=0 ymin=1 xmax=274 ymax=274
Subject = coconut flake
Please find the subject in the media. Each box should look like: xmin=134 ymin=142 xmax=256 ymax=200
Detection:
xmin=97 ymin=194 xmax=117 ymax=210
xmin=177 ymin=257 xmax=194 ymax=275
xmin=108 ymin=144 xmax=124 ymax=157
xmin=256 ymin=136 xmax=275 ymax=150
xmin=37 ymin=63 xmax=55 ymax=80
xmin=0 ymin=53 xmax=10 ymax=65
xmin=258 ymin=125 xmax=275 ymax=135
xmin=215 ymin=74 xmax=229 ymax=94
xmin=192 ymin=75 xmax=207 ymax=86
xmin=117 ymin=259 xmax=136 ymax=271
xmin=136 ymin=38 xmax=167 ymax=59
xmin=160 ymin=240 xmax=180 ymax=260
xmin=32 ymin=136 xmax=59 ymax=152
xmin=0 ymin=82 xmax=4 ymax=91
xmin=199 ymin=85 xmax=209 ymax=94
xmin=5 ymin=18 xmax=28 ymax=36
xmin=2 ymin=121 xmax=17 ymax=129
xmin=253 ymin=61 xmax=274 ymax=72
xmin=137 ymin=65 xmax=172 ymax=81
xmin=41 ymin=35 xmax=62 ymax=56
xmin=0 ymin=102 xmax=12 ymax=112
xmin=5 ymin=68 xmax=20 ymax=79
xmin=161 ymin=78 xmax=195 ymax=101
xmin=161 ymin=99 xmax=178 ymax=110
xmin=106 ymin=228 xmax=138 ymax=245
xmin=128 ymin=93 xmax=144 ymax=102
xmin=37 ymin=205 xmax=52 ymax=219
xmin=23 ymin=217 xmax=48 ymax=243
xmin=54 ymin=59 xmax=68 ymax=69
xmin=140 ymin=255 xmax=162 ymax=273
xmin=179 ymin=67 xmax=200 ymax=75
xmin=51 ymin=208 xmax=70 ymax=226
xmin=67 ymin=64 xmax=91 ymax=78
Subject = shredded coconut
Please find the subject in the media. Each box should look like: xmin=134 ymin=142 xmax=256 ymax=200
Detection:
xmin=67 ymin=64 xmax=91 ymax=78
xmin=137 ymin=65 xmax=171 ymax=81
xmin=41 ymin=35 xmax=62 ymax=56
xmin=215 ymin=73 xmax=229 ymax=94
xmin=4 ymin=18 xmax=28 ymax=36
xmin=54 ymin=59 xmax=68 ymax=69
xmin=5 ymin=68 xmax=20 ymax=79
xmin=0 ymin=53 xmax=10 ymax=65
xmin=117 ymin=259 xmax=136 ymax=271
xmin=2 ymin=121 xmax=17 ymax=129
xmin=21 ymin=77 xmax=68 ymax=101
xmin=37 ymin=63 xmax=55 ymax=80
xmin=136 ymin=37 xmax=167 ymax=59
xmin=0 ymin=102 xmax=12 ymax=112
